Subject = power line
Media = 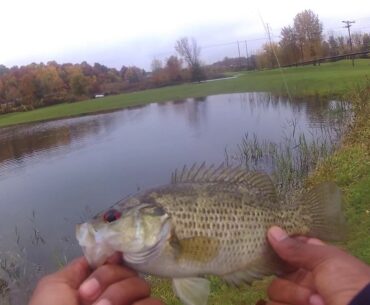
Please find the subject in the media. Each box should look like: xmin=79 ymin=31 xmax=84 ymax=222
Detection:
xmin=152 ymin=22 xmax=369 ymax=63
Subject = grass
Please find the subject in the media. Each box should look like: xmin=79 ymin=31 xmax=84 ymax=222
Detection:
xmin=306 ymin=82 xmax=370 ymax=263
xmin=0 ymin=59 xmax=369 ymax=128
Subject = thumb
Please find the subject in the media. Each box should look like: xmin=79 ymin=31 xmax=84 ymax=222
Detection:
xmin=53 ymin=256 xmax=91 ymax=288
xmin=267 ymin=226 xmax=334 ymax=271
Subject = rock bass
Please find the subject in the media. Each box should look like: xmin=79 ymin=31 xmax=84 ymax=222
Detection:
xmin=76 ymin=164 xmax=345 ymax=305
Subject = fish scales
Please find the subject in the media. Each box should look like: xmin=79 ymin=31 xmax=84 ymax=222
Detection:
xmin=76 ymin=164 xmax=345 ymax=305
xmin=139 ymin=183 xmax=284 ymax=274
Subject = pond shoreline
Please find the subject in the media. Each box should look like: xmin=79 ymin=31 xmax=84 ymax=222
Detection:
xmin=0 ymin=60 xmax=369 ymax=128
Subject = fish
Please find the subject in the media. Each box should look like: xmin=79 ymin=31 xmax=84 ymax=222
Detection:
xmin=76 ymin=163 xmax=345 ymax=305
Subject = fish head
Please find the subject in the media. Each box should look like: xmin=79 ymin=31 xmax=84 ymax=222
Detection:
xmin=76 ymin=197 xmax=170 ymax=268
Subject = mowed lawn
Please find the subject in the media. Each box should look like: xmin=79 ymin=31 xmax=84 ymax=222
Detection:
xmin=0 ymin=59 xmax=369 ymax=128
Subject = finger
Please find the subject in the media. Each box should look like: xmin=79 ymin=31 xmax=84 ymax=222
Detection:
xmin=306 ymin=238 xmax=325 ymax=246
xmin=94 ymin=277 xmax=150 ymax=305
xmin=105 ymin=252 xmax=123 ymax=264
xmin=268 ymin=278 xmax=313 ymax=305
xmin=291 ymin=236 xmax=325 ymax=246
xmin=79 ymin=264 xmax=137 ymax=301
xmin=283 ymin=269 xmax=316 ymax=291
xmin=309 ymin=294 xmax=325 ymax=305
xmin=54 ymin=257 xmax=91 ymax=288
xmin=267 ymin=226 xmax=338 ymax=270
xmin=133 ymin=297 xmax=165 ymax=305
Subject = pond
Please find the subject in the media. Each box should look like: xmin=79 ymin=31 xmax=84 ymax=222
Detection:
xmin=0 ymin=92 xmax=346 ymax=302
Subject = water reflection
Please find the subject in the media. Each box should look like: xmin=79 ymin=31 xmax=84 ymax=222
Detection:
xmin=0 ymin=93 xmax=342 ymax=172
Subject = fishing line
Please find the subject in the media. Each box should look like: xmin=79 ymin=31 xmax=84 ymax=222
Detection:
xmin=258 ymin=11 xmax=293 ymax=103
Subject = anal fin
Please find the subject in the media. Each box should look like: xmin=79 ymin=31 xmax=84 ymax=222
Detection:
xmin=172 ymin=277 xmax=210 ymax=305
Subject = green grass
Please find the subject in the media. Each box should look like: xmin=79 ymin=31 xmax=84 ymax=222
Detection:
xmin=306 ymin=82 xmax=370 ymax=264
xmin=0 ymin=59 xmax=369 ymax=128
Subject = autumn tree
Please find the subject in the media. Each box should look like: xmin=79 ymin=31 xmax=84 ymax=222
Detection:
xmin=175 ymin=37 xmax=205 ymax=82
xmin=293 ymin=10 xmax=323 ymax=60
xmin=327 ymin=35 xmax=340 ymax=56
xmin=123 ymin=66 xmax=145 ymax=84
xmin=165 ymin=56 xmax=183 ymax=82
xmin=151 ymin=59 xmax=163 ymax=72
xmin=362 ymin=34 xmax=370 ymax=52
xmin=280 ymin=26 xmax=300 ymax=65
xmin=150 ymin=59 xmax=167 ymax=85
xmin=119 ymin=65 xmax=128 ymax=79
xmin=0 ymin=65 xmax=8 ymax=76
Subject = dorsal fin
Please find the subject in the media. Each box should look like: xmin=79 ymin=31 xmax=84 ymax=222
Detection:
xmin=171 ymin=163 xmax=277 ymax=202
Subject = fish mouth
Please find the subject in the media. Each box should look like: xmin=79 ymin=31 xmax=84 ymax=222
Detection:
xmin=76 ymin=223 xmax=116 ymax=268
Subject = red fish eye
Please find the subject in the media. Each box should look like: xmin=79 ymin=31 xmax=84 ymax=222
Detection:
xmin=103 ymin=209 xmax=122 ymax=223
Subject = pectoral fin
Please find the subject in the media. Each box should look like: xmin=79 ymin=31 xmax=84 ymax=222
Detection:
xmin=172 ymin=277 xmax=210 ymax=305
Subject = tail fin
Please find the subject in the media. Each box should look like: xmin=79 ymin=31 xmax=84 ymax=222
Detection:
xmin=300 ymin=182 xmax=346 ymax=241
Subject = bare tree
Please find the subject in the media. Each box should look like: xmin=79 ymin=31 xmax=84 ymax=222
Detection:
xmin=175 ymin=37 xmax=205 ymax=82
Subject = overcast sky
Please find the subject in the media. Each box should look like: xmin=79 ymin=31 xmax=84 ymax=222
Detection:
xmin=1 ymin=0 xmax=369 ymax=70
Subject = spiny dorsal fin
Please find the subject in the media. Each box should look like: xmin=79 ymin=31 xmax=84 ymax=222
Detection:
xmin=241 ymin=171 xmax=278 ymax=202
xmin=171 ymin=163 xmax=277 ymax=202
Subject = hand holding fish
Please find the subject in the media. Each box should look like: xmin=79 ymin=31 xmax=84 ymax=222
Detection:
xmin=28 ymin=254 xmax=164 ymax=305
xmin=267 ymin=226 xmax=370 ymax=305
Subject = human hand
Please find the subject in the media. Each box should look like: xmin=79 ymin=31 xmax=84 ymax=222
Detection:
xmin=28 ymin=255 xmax=164 ymax=305
xmin=267 ymin=226 xmax=370 ymax=305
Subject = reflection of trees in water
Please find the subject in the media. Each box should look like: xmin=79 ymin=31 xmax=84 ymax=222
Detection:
xmin=158 ymin=97 xmax=209 ymax=128
xmin=0 ymin=114 xmax=119 ymax=166
xmin=186 ymin=97 xmax=208 ymax=127
xmin=239 ymin=92 xmax=346 ymax=127
xmin=0 ymin=93 xmax=347 ymax=168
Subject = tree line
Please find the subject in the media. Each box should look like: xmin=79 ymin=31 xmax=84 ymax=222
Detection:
xmin=253 ymin=10 xmax=370 ymax=69
xmin=0 ymin=36 xmax=213 ymax=115
xmin=1 ymin=10 xmax=369 ymax=115
xmin=0 ymin=61 xmax=151 ymax=113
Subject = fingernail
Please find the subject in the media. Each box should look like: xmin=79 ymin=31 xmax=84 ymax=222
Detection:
xmin=95 ymin=299 xmax=112 ymax=305
xmin=309 ymin=294 xmax=325 ymax=305
xmin=269 ymin=226 xmax=288 ymax=241
xmin=80 ymin=278 xmax=100 ymax=298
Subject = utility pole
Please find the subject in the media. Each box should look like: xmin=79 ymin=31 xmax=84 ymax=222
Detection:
xmin=342 ymin=20 xmax=355 ymax=67
xmin=244 ymin=40 xmax=249 ymax=69
xmin=237 ymin=40 xmax=241 ymax=69
xmin=266 ymin=23 xmax=274 ymax=68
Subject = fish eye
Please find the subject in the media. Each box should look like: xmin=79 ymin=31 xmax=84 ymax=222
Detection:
xmin=103 ymin=209 xmax=122 ymax=223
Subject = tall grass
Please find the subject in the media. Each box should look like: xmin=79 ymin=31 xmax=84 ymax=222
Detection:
xmin=0 ymin=213 xmax=56 ymax=305
xmin=225 ymin=101 xmax=351 ymax=195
